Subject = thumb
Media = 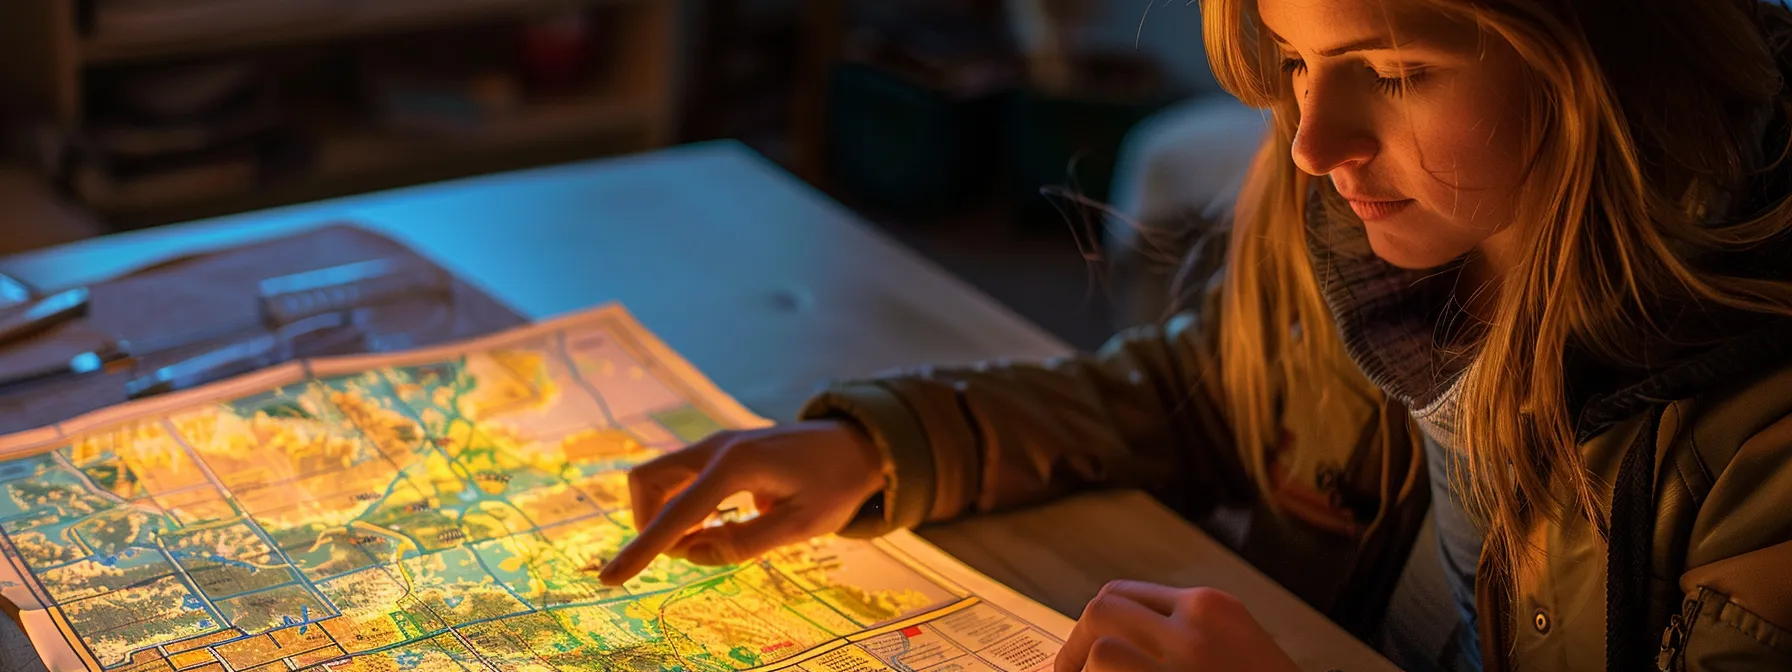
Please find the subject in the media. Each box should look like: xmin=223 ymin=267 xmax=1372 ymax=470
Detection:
xmin=672 ymin=506 xmax=818 ymax=566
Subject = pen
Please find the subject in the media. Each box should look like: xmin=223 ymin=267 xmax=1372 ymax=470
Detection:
xmin=124 ymin=311 xmax=361 ymax=400
xmin=0 ymin=272 xmax=31 ymax=310
xmin=0 ymin=342 xmax=131 ymax=393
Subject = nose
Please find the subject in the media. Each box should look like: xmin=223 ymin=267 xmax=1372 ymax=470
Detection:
xmin=1289 ymin=76 xmax=1378 ymax=176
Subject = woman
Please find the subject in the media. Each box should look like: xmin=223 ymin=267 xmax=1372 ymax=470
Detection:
xmin=600 ymin=0 xmax=1792 ymax=670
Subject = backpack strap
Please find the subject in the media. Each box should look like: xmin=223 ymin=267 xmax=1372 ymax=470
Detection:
xmin=1607 ymin=403 xmax=1669 ymax=672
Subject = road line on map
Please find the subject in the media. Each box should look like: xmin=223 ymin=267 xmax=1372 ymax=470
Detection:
xmin=49 ymin=452 xmax=129 ymax=507
xmin=45 ymin=602 xmax=103 ymax=670
xmin=748 ymin=565 xmax=850 ymax=650
xmin=469 ymin=542 xmax=532 ymax=607
xmin=313 ymin=564 xmax=759 ymax=664
xmin=734 ymin=597 xmax=983 ymax=672
xmin=763 ymin=556 xmax=860 ymax=626
xmin=152 ymin=535 xmax=225 ymax=627
xmin=158 ymin=413 xmax=330 ymax=609
xmin=449 ymin=628 xmax=502 ymax=671
xmin=555 ymin=330 xmax=618 ymax=427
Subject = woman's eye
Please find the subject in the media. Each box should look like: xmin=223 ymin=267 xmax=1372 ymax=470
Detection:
xmin=1371 ymin=68 xmax=1424 ymax=96
xmin=1281 ymin=55 xmax=1423 ymax=97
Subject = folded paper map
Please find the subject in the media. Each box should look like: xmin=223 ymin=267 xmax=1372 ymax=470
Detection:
xmin=0 ymin=304 xmax=1072 ymax=672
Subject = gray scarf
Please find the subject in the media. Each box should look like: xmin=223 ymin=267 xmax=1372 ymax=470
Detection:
xmin=1303 ymin=190 xmax=1475 ymax=446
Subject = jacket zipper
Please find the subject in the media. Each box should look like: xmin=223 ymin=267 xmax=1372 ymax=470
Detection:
xmin=1656 ymin=597 xmax=1697 ymax=671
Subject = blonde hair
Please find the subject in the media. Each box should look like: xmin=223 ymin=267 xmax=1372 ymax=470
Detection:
xmin=1201 ymin=0 xmax=1792 ymax=590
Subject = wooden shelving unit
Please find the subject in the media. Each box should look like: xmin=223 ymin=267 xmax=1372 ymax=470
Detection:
xmin=0 ymin=0 xmax=680 ymax=228
xmin=76 ymin=95 xmax=659 ymax=224
xmin=82 ymin=0 xmax=642 ymax=65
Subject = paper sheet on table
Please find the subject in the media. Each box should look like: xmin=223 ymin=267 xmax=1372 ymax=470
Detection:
xmin=0 ymin=303 xmax=1073 ymax=672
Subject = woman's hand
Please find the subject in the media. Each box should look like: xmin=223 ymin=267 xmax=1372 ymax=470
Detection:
xmin=1055 ymin=581 xmax=1302 ymax=672
xmin=596 ymin=419 xmax=885 ymax=586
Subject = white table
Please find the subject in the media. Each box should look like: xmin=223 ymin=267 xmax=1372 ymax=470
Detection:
xmin=0 ymin=141 xmax=1395 ymax=672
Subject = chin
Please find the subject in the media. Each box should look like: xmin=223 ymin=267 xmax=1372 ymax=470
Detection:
xmin=1363 ymin=225 xmax=1466 ymax=271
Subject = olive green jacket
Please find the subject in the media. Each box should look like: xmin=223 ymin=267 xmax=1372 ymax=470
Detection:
xmin=798 ymin=300 xmax=1792 ymax=671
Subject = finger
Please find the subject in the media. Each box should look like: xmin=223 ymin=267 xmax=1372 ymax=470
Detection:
xmin=600 ymin=458 xmax=747 ymax=585
xmin=1095 ymin=580 xmax=1182 ymax=616
xmin=626 ymin=438 xmax=722 ymax=531
xmin=1165 ymin=587 xmax=1248 ymax=625
xmin=1057 ymin=593 xmax=1173 ymax=672
xmin=664 ymin=505 xmax=818 ymax=566
xmin=1084 ymin=637 xmax=1162 ymax=672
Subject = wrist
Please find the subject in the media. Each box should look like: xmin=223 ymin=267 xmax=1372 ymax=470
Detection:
xmin=790 ymin=417 xmax=888 ymax=500
xmin=840 ymin=420 xmax=889 ymax=499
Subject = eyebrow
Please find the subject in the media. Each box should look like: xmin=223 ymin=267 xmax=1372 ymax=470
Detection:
xmin=1265 ymin=28 xmax=1426 ymax=57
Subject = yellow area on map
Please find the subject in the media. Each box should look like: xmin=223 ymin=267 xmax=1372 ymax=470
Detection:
xmin=0 ymin=306 xmax=1069 ymax=672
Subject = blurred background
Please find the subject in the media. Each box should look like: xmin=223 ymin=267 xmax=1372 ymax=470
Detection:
xmin=0 ymin=0 xmax=1268 ymax=351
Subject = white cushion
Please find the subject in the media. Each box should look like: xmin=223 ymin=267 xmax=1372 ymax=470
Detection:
xmin=1107 ymin=95 xmax=1270 ymax=248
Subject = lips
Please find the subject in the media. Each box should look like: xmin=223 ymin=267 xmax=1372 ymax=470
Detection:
xmin=1346 ymin=198 xmax=1415 ymax=221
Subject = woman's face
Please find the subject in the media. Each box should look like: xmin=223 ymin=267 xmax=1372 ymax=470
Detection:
xmin=1260 ymin=0 xmax=1533 ymax=270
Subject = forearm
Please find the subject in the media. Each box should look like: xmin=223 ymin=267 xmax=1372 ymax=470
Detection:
xmin=799 ymin=312 xmax=1251 ymax=537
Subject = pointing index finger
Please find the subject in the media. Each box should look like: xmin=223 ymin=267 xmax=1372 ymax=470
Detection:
xmin=599 ymin=457 xmax=745 ymax=585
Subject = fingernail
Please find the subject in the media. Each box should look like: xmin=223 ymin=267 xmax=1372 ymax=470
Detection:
xmin=687 ymin=543 xmax=720 ymax=565
xmin=594 ymin=562 xmax=621 ymax=585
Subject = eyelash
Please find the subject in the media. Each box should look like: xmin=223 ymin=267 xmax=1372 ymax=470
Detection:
xmin=1278 ymin=57 xmax=1418 ymax=96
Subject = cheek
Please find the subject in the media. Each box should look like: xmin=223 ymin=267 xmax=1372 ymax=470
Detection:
xmin=1407 ymin=100 xmax=1528 ymax=231
xmin=1362 ymin=102 xmax=1528 ymax=269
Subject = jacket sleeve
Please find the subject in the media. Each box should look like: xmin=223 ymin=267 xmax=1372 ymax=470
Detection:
xmin=796 ymin=305 xmax=1253 ymax=538
xmin=1674 ymin=410 xmax=1792 ymax=670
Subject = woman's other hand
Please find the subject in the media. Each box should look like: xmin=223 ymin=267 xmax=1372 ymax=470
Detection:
xmin=596 ymin=419 xmax=885 ymax=585
xmin=1055 ymin=581 xmax=1302 ymax=672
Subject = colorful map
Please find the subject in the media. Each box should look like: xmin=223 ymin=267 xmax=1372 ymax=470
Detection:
xmin=0 ymin=305 xmax=1071 ymax=672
